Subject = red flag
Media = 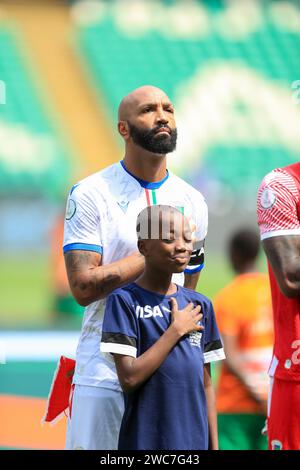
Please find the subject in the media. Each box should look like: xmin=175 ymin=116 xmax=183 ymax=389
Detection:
xmin=42 ymin=356 xmax=76 ymax=424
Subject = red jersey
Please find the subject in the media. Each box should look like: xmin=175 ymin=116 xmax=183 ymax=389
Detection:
xmin=257 ymin=162 xmax=300 ymax=381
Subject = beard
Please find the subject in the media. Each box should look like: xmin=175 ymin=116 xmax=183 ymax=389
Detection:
xmin=128 ymin=122 xmax=177 ymax=154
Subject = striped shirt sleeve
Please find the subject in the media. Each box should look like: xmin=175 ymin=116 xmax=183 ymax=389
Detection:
xmin=257 ymin=169 xmax=300 ymax=240
xmin=203 ymin=301 xmax=225 ymax=364
xmin=101 ymin=293 xmax=138 ymax=358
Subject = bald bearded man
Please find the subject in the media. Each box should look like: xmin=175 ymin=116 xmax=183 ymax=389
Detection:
xmin=63 ymin=86 xmax=208 ymax=449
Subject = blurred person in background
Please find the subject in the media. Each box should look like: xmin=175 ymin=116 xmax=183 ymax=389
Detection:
xmin=214 ymin=228 xmax=273 ymax=450
xmin=257 ymin=162 xmax=300 ymax=450
xmin=62 ymin=85 xmax=207 ymax=449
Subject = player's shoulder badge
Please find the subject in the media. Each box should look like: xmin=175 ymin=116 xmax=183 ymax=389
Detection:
xmin=260 ymin=187 xmax=276 ymax=209
xmin=66 ymin=198 xmax=76 ymax=220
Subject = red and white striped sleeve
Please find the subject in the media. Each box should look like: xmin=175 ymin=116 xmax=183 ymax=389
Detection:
xmin=257 ymin=168 xmax=300 ymax=240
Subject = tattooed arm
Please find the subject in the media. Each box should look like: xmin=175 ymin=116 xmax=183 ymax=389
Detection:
xmin=263 ymin=235 xmax=300 ymax=298
xmin=64 ymin=250 xmax=145 ymax=306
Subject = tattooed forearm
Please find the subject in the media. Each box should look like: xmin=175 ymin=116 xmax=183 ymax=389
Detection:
xmin=64 ymin=250 xmax=145 ymax=306
xmin=65 ymin=251 xmax=100 ymax=273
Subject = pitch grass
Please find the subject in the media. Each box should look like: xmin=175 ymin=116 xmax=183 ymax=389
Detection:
xmin=0 ymin=253 xmax=268 ymax=328
xmin=0 ymin=253 xmax=53 ymax=328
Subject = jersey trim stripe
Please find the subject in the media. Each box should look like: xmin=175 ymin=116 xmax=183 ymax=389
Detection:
xmin=145 ymin=188 xmax=151 ymax=206
xmin=261 ymin=228 xmax=300 ymax=240
xmin=101 ymin=332 xmax=136 ymax=348
xmin=120 ymin=160 xmax=169 ymax=189
xmin=267 ymin=377 xmax=274 ymax=418
xmin=203 ymin=348 xmax=226 ymax=364
xmin=144 ymin=188 xmax=158 ymax=206
xmin=204 ymin=339 xmax=223 ymax=353
xmin=268 ymin=355 xmax=279 ymax=378
xmin=70 ymin=183 xmax=80 ymax=195
xmin=63 ymin=243 xmax=103 ymax=254
xmin=100 ymin=342 xmax=137 ymax=358
xmin=152 ymin=190 xmax=157 ymax=204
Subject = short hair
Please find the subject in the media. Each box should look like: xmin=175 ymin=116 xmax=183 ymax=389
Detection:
xmin=136 ymin=205 xmax=186 ymax=240
xmin=228 ymin=228 xmax=260 ymax=263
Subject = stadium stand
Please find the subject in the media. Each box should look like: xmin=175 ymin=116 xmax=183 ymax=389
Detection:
xmin=0 ymin=25 xmax=70 ymax=198
xmin=73 ymin=0 xmax=300 ymax=203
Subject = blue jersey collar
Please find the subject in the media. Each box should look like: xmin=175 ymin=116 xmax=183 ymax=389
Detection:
xmin=120 ymin=160 xmax=169 ymax=189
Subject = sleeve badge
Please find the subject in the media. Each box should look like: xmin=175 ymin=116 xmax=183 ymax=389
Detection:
xmin=260 ymin=188 xmax=276 ymax=209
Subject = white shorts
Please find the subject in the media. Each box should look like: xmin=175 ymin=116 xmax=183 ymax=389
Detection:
xmin=65 ymin=385 xmax=124 ymax=450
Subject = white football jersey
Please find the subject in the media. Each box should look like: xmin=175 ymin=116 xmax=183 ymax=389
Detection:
xmin=63 ymin=161 xmax=208 ymax=389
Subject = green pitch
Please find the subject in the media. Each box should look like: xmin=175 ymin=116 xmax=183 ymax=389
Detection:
xmin=0 ymin=253 xmax=52 ymax=327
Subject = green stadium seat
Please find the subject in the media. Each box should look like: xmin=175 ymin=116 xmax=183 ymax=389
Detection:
xmin=74 ymin=0 xmax=300 ymax=194
xmin=0 ymin=26 xmax=70 ymax=199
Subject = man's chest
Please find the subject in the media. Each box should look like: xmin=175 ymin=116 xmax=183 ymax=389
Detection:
xmin=101 ymin=186 xmax=196 ymax=244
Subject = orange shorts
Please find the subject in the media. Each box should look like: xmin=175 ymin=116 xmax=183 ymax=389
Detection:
xmin=268 ymin=378 xmax=300 ymax=450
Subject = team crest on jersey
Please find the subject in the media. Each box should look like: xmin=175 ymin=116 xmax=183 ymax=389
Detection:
xmin=117 ymin=200 xmax=129 ymax=213
xmin=260 ymin=188 xmax=276 ymax=209
xmin=271 ymin=439 xmax=282 ymax=450
xmin=189 ymin=331 xmax=202 ymax=348
xmin=65 ymin=198 xmax=76 ymax=220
